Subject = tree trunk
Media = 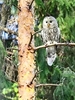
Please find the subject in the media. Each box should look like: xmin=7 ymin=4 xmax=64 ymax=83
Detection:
xmin=18 ymin=0 xmax=35 ymax=100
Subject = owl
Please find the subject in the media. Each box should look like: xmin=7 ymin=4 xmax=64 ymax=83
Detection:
xmin=41 ymin=16 xmax=60 ymax=66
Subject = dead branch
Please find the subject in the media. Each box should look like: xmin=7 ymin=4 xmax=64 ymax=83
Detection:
xmin=36 ymin=83 xmax=62 ymax=88
xmin=7 ymin=51 xmax=14 ymax=55
xmin=5 ymin=57 xmax=12 ymax=63
xmin=28 ymin=0 xmax=34 ymax=9
xmin=0 ymin=26 xmax=18 ymax=36
xmin=27 ymin=70 xmax=43 ymax=86
xmin=33 ymin=30 xmax=42 ymax=35
xmin=34 ymin=43 xmax=75 ymax=50
xmin=7 ymin=47 xmax=18 ymax=51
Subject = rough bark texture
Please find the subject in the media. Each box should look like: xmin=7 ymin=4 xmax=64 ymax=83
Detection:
xmin=18 ymin=0 xmax=35 ymax=100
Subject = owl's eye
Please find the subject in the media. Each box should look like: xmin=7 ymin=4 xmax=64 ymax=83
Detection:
xmin=46 ymin=21 xmax=48 ymax=23
xmin=50 ymin=20 xmax=52 ymax=23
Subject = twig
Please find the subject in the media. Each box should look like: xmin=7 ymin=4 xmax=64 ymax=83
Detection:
xmin=27 ymin=71 xmax=37 ymax=86
xmin=33 ymin=30 xmax=42 ymax=35
xmin=34 ymin=43 xmax=75 ymax=50
xmin=27 ymin=70 xmax=43 ymax=86
xmin=28 ymin=33 xmax=33 ymax=46
xmin=7 ymin=51 xmax=14 ymax=55
xmin=36 ymin=83 xmax=61 ymax=88
xmin=5 ymin=57 xmax=12 ymax=63
xmin=27 ymin=74 xmax=36 ymax=86
xmin=7 ymin=47 xmax=18 ymax=51
xmin=29 ymin=0 xmax=34 ymax=9
xmin=0 ymin=26 xmax=18 ymax=35
xmin=12 ymin=4 xmax=21 ymax=11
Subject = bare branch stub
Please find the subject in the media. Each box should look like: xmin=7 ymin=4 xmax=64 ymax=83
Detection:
xmin=27 ymin=0 xmax=34 ymax=10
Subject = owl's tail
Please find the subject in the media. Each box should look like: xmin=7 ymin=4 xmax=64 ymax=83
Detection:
xmin=47 ymin=53 xmax=57 ymax=66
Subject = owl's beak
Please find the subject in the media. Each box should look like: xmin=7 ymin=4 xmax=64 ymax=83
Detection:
xmin=47 ymin=23 xmax=50 ymax=28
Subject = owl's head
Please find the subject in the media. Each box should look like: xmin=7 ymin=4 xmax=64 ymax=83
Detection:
xmin=43 ymin=16 xmax=58 ymax=29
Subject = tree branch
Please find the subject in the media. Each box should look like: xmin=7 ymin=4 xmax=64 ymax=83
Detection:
xmin=36 ymin=83 xmax=62 ymax=88
xmin=7 ymin=47 xmax=18 ymax=51
xmin=33 ymin=30 xmax=42 ymax=35
xmin=0 ymin=26 xmax=18 ymax=36
xmin=34 ymin=43 xmax=75 ymax=50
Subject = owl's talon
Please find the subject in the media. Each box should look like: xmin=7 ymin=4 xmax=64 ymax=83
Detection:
xmin=46 ymin=41 xmax=52 ymax=45
xmin=53 ymin=41 xmax=57 ymax=44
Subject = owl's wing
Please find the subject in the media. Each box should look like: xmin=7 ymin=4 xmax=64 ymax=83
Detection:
xmin=38 ymin=29 xmax=43 ymax=36
xmin=58 ymin=27 xmax=61 ymax=41
xmin=38 ymin=29 xmax=44 ymax=42
xmin=56 ymin=27 xmax=61 ymax=55
xmin=46 ymin=27 xmax=60 ymax=66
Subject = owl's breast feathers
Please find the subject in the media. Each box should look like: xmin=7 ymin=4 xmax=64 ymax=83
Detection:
xmin=41 ymin=27 xmax=59 ymax=43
